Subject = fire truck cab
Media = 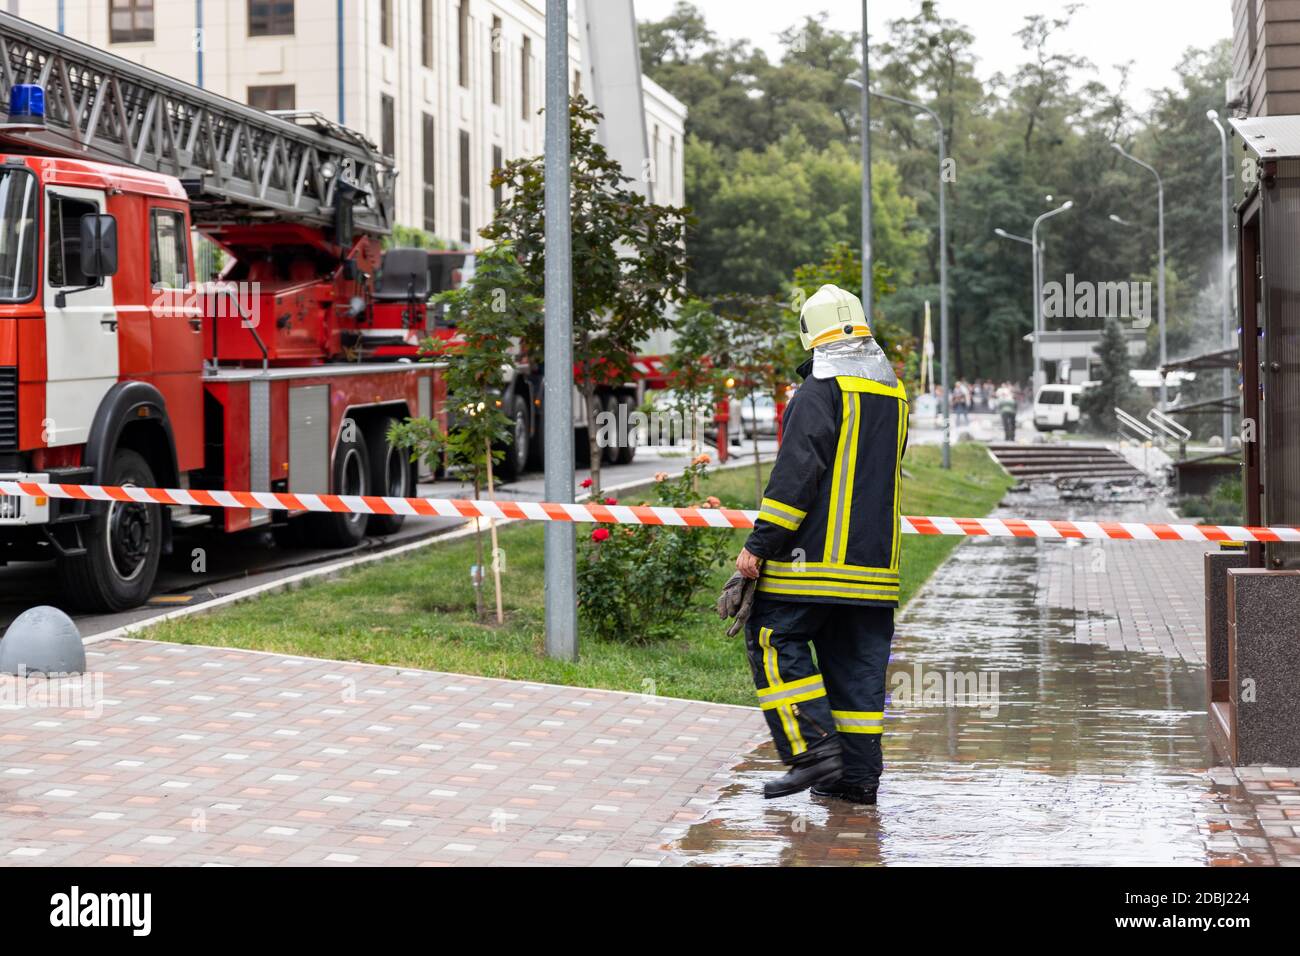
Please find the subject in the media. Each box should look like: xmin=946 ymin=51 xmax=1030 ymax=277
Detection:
xmin=0 ymin=15 xmax=444 ymax=612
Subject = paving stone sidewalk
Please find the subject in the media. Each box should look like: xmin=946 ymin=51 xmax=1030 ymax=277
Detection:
xmin=0 ymin=641 xmax=764 ymax=866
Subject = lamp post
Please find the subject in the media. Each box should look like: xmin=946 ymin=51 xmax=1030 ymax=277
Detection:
xmin=848 ymin=79 xmax=949 ymax=468
xmin=1031 ymin=200 xmax=1074 ymax=395
xmin=994 ymin=227 xmax=1036 ymax=380
xmin=1207 ymin=109 xmax=1233 ymax=448
xmin=1112 ymin=142 xmax=1168 ymax=408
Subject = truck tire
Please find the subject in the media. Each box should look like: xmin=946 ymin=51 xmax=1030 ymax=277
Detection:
xmin=615 ymin=394 xmax=636 ymax=465
xmin=57 ymin=448 xmax=162 ymax=612
xmin=496 ymin=393 xmax=529 ymax=482
xmin=305 ymin=420 xmax=370 ymax=548
xmin=600 ymin=393 xmax=620 ymax=466
xmin=366 ymin=415 xmax=415 ymax=536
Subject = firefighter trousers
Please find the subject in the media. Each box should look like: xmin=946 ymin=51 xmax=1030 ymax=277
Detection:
xmin=744 ymin=597 xmax=894 ymax=787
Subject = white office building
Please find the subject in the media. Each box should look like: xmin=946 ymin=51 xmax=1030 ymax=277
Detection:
xmin=14 ymin=0 xmax=687 ymax=244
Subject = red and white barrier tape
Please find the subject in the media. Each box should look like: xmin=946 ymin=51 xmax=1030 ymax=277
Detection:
xmin=0 ymin=479 xmax=1288 ymax=542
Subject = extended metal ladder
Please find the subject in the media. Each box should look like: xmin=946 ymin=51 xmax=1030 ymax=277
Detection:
xmin=0 ymin=11 xmax=394 ymax=235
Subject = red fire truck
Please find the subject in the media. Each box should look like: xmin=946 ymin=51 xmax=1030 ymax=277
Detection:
xmin=0 ymin=14 xmax=443 ymax=611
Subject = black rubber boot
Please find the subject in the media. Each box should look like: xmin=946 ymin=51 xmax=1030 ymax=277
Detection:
xmin=811 ymin=778 xmax=878 ymax=805
xmin=763 ymin=739 xmax=842 ymax=799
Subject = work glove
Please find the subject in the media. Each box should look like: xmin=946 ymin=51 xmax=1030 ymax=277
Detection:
xmin=716 ymin=571 xmax=757 ymax=638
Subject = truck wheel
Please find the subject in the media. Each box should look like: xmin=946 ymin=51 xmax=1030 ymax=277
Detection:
xmin=615 ymin=394 xmax=636 ymax=465
xmin=57 ymin=448 xmax=162 ymax=612
xmin=366 ymin=415 xmax=414 ymax=536
xmin=305 ymin=420 xmax=370 ymax=548
xmin=497 ymin=393 xmax=529 ymax=482
xmin=600 ymin=394 xmax=620 ymax=466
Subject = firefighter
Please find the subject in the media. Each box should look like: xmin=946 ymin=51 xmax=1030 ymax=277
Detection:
xmin=735 ymin=284 xmax=907 ymax=804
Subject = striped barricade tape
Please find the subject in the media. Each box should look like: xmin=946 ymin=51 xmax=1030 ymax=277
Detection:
xmin=0 ymin=479 xmax=1295 ymax=543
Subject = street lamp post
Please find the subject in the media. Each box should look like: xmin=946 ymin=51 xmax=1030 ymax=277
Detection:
xmin=994 ymin=227 xmax=1036 ymax=380
xmin=848 ymin=79 xmax=949 ymax=468
xmin=1208 ymin=109 xmax=1233 ymax=448
xmin=1112 ymin=142 xmax=1168 ymax=408
xmin=1031 ymin=200 xmax=1074 ymax=395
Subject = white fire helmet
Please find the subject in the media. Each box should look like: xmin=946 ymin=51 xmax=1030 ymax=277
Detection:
xmin=798 ymin=284 xmax=872 ymax=351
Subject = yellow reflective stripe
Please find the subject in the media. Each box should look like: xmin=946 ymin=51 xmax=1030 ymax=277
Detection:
xmin=756 ymin=673 xmax=825 ymax=697
xmin=757 ymin=580 xmax=899 ymax=601
xmin=756 ymin=511 xmax=800 ymax=532
xmin=763 ymin=568 xmax=899 ymax=585
xmin=836 ymin=376 xmax=908 ymax=400
xmin=831 ymin=710 xmax=884 ymax=719
xmin=763 ymin=560 xmax=899 ymax=581
xmin=758 ymin=627 xmax=778 ymax=687
xmin=759 ymin=686 xmax=828 ymax=711
xmin=824 ymin=391 xmax=857 ymax=562
xmin=832 ymin=710 xmax=884 ymax=734
xmin=761 ymin=498 xmax=807 ymax=521
xmin=836 ymin=724 xmax=884 ymax=734
xmin=837 ymin=392 xmax=861 ymax=565
xmin=810 ymin=326 xmax=870 ymax=347
xmin=755 ymin=627 xmax=809 ymax=754
xmin=760 ymin=497 xmax=807 ymax=524
xmin=892 ymin=398 xmax=907 ymax=569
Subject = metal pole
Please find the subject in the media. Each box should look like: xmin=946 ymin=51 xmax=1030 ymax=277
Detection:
xmin=1031 ymin=200 xmax=1074 ymax=398
xmin=860 ymin=1 xmax=872 ymax=318
xmin=1112 ymin=143 xmax=1167 ymax=408
xmin=544 ymin=0 xmax=577 ymax=661
xmin=1209 ymin=110 xmax=1232 ymax=448
xmin=935 ymin=119 xmax=949 ymax=470
xmin=1157 ymin=179 xmax=1167 ymax=409
xmin=994 ymin=228 xmax=1035 ymax=380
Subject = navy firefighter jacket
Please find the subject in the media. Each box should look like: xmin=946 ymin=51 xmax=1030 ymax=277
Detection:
xmin=744 ymin=361 xmax=909 ymax=608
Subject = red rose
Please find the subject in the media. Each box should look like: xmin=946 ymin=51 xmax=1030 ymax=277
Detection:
xmin=604 ymin=497 xmax=617 ymax=505
xmin=581 ymin=478 xmax=593 ymax=488
xmin=591 ymin=527 xmax=610 ymax=542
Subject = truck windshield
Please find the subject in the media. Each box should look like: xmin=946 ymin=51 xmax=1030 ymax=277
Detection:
xmin=0 ymin=168 xmax=37 ymax=302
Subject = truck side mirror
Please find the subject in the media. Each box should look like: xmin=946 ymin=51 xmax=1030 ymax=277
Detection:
xmin=79 ymin=213 xmax=118 ymax=278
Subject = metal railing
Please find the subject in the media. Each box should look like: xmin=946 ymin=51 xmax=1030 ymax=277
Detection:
xmin=1116 ymin=407 xmax=1154 ymax=474
xmin=1146 ymin=408 xmax=1191 ymax=460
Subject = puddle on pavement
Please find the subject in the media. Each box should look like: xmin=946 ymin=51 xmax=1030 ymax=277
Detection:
xmin=673 ymin=491 xmax=1267 ymax=866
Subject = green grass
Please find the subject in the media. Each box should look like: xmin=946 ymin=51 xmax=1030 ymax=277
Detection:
xmin=146 ymin=442 xmax=1012 ymax=706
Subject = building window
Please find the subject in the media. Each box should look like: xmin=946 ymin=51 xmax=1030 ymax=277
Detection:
xmin=492 ymin=145 xmax=503 ymax=211
xmin=248 ymin=84 xmax=296 ymax=111
xmin=459 ymin=130 xmax=471 ymax=244
xmin=458 ymin=1 xmax=471 ymax=89
xmin=421 ymin=0 xmax=434 ymax=69
xmin=381 ymin=94 xmax=396 ymax=158
xmin=109 ymin=0 xmax=154 ymax=44
xmin=520 ymin=36 xmax=531 ymax=120
xmin=423 ymin=114 xmax=437 ymax=233
xmin=380 ymin=0 xmax=392 ymax=48
xmin=248 ymin=0 xmax=294 ymax=38
xmin=150 ymin=209 xmax=190 ymax=290
xmin=491 ymin=16 xmax=502 ymax=105
xmin=669 ymin=136 xmax=677 ymax=198
xmin=573 ymin=69 xmax=581 ymax=95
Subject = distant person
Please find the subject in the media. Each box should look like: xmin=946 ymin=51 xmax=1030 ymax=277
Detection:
xmin=953 ymin=379 xmax=971 ymax=426
xmin=997 ymin=384 xmax=1017 ymax=441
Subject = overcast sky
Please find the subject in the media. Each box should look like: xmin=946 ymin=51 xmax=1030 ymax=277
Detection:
xmin=635 ymin=0 xmax=1233 ymax=111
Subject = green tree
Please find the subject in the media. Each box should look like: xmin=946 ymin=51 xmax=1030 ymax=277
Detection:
xmin=481 ymin=96 xmax=689 ymax=493
xmin=1079 ymin=316 xmax=1138 ymax=433
xmin=388 ymin=243 xmax=539 ymax=623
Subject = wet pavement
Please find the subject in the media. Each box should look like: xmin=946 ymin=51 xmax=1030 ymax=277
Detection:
xmin=672 ymin=484 xmax=1300 ymax=866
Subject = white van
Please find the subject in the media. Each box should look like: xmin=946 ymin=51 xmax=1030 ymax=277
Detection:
xmin=1033 ymin=384 xmax=1083 ymax=431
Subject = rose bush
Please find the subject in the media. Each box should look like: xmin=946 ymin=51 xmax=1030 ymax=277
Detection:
xmin=577 ymin=457 xmax=732 ymax=643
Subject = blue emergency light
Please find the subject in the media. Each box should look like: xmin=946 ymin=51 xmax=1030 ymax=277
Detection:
xmin=7 ymin=84 xmax=46 ymax=125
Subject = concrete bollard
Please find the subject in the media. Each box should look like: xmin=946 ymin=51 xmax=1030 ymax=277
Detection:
xmin=0 ymin=606 xmax=86 ymax=675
